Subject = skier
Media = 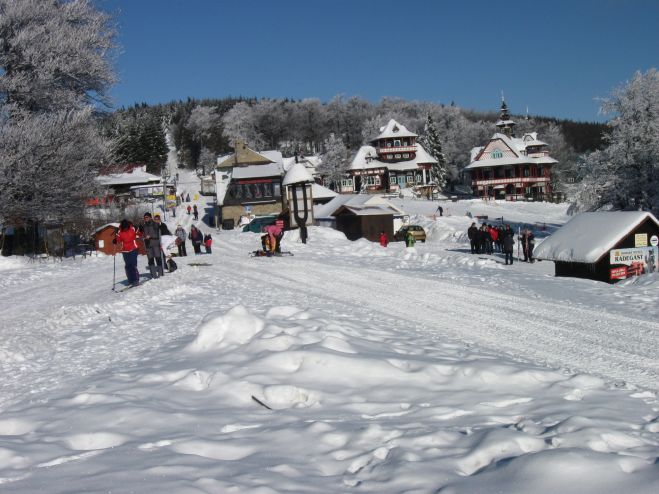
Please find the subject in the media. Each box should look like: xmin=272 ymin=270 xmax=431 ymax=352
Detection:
xmin=138 ymin=212 xmax=164 ymax=278
xmin=114 ymin=219 xmax=140 ymax=286
xmin=186 ymin=205 xmax=192 ymax=215
xmin=262 ymin=223 xmax=283 ymax=254
xmin=193 ymin=204 xmax=199 ymax=221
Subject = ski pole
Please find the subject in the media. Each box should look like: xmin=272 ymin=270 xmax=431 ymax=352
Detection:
xmin=112 ymin=250 xmax=116 ymax=291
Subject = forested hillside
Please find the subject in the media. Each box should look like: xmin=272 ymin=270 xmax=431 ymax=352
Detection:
xmin=102 ymin=96 xmax=607 ymax=193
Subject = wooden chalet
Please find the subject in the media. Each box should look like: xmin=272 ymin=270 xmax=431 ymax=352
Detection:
xmin=347 ymin=119 xmax=438 ymax=194
xmin=534 ymin=212 xmax=659 ymax=283
xmin=214 ymin=139 xmax=286 ymax=227
xmin=464 ymin=100 xmax=557 ymax=201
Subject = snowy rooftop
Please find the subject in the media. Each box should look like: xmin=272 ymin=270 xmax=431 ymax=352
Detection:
xmin=534 ymin=211 xmax=659 ymax=263
xmin=336 ymin=204 xmax=398 ymax=216
xmin=350 ymin=143 xmax=438 ymax=172
xmin=232 ymin=162 xmax=283 ymax=179
xmin=372 ymin=119 xmax=418 ymax=141
xmin=465 ymin=132 xmax=557 ymax=169
xmin=97 ymin=165 xmax=161 ymax=186
xmin=311 ymin=183 xmax=338 ymax=200
xmin=314 ymin=193 xmax=404 ymax=218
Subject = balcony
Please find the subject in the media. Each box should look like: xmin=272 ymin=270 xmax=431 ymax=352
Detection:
xmin=376 ymin=145 xmax=416 ymax=155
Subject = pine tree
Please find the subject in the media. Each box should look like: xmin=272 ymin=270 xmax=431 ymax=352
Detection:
xmin=418 ymin=114 xmax=448 ymax=191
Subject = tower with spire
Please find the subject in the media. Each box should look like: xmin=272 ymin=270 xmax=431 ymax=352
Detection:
xmin=495 ymin=95 xmax=516 ymax=138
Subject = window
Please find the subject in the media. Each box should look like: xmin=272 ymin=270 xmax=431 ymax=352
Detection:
xmin=415 ymin=174 xmax=422 ymax=184
xmin=394 ymin=154 xmax=401 ymax=159
xmin=394 ymin=139 xmax=401 ymax=147
xmin=341 ymin=178 xmax=353 ymax=187
xmin=273 ymin=183 xmax=281 ymax=197
xmin=523 ymin=168 xmax=530 ymax=177
xmin=403 ymin=153 xmax=409 ymax=158
xmin=387 ymin=154 xmax=393 ymax=159
xmin=491 ymin=149 xmax=503 ymax=159
xmin=386 ymin=142 xmax=392 ymax=147
xmin=364 ymin=175 xmax=380 ymax=186
xmin=406 ymin=174 xmax=414 ymax=184
xmin=389 ymin=176 xmax=397 ymax=185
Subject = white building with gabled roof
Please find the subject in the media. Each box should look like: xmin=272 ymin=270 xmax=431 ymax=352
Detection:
xmin=464 ymin=100 xmax=557 ymax=201
xmin=347 ymin=119 xmax=438 ymax=194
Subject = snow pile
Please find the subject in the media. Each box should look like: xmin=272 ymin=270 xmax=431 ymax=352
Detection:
xmin=0 ymin=304 xmax=657 ymax=492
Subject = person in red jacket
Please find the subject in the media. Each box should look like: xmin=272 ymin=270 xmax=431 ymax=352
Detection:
xmin=379 ymin=230 xmax=388 ymax=247
xmin=114 ymin=219 xmax=140 ymax=286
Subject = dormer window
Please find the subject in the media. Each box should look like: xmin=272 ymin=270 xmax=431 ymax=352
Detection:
xmin=393 ymin=125 xmax=399 ymax=133
xmin=491 ymin=149 xmax=503 ymax=159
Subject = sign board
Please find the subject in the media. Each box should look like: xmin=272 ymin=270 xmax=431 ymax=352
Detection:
xmin=98 ymin=239 xmax=105 ymax=249
xmin=634 ymin=233 xmax=648 ymax=247
xmin=609 ymin=246 xmax=658 ymax=279
xmin=651 ymin=235 xmax=659 ymax=247
xmin=609 ymin=266 xmax=628 ymax=280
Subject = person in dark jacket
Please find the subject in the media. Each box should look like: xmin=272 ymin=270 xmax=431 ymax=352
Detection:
xmin=138 ymin=212 xmax=164 ymax=278
xmin=522 ymin=229 xmax=536 ymax=262
xmin=502 ymin=225 xmax=515 ymax=265
xmin=193 ymin=204 xmax=199 ymax=220
xmin=189 ymin=225 xmax=203 ymax=254
xmin=467 ymin=223 xmax=478 ymax=254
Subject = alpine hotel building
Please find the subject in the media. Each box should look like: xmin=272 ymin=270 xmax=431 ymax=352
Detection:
xmin=465 ymin=101 xmax=557 ymax=201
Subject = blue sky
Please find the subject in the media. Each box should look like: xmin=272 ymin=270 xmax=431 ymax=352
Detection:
xmin=101 ymin=0 xmax=658 ymax=122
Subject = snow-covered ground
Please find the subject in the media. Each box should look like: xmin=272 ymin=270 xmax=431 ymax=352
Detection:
xmin=0 ymin=193 xmax=658 ymax=493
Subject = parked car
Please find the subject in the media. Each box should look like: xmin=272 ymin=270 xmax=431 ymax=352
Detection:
xmin=394 ymin=225 xmax=426 ymax=242
xmin=242 ymin=215 xmax=278 ymax=233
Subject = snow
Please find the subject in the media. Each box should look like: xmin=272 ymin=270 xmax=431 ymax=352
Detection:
xmin=282 ymin=162 xmax=313 ymax=185
xmin=0 ymin=193 xmax=658 ymax=492
xmin=374 ymin=119 xmax=418 ymax=140
xmin=534 ymin=211 xmax=659 ymax=263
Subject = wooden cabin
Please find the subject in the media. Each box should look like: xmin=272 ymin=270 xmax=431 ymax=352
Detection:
xmin=534 ymin=212 xmax=659 ymax=283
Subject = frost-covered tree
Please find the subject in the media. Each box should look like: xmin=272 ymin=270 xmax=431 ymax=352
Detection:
xmin=574 ymin=69 xmax=659 ymax=213
xmin=318 ymin=133 xmax=348 ymax=190
xmin=418 ymin=114 xmax=448 ymax=191
xmin=0 ymin=109 xmax=109 ymax=221
xmin=221 ymin=101 xmax=265 ymax=150
xmin=0 ymin=0 xmax=116 ymax=223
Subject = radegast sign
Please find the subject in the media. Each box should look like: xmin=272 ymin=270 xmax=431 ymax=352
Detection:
xmin=609 ymin=246 xmax=658 ymax=280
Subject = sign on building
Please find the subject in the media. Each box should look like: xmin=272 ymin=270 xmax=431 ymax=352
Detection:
xmin=609 ymin=246 xmax=658 ymax=280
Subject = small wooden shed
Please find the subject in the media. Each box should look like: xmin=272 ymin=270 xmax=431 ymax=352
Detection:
xmin=334 ymin=204 xmax=395 ymax=242
xmin=534 ymin=212 xmax=659 ymax=283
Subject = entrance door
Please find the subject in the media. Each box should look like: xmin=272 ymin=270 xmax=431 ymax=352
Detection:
xmin=397 ymin=176 xmax=406 ymax=188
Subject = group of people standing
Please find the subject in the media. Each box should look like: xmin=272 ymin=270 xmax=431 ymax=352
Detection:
xmin=466 ymin=223 xmax=537 ymax=265
xmin=114 ymin=211 xmax=213 ymax=287
xmin=467 ymin=222 xmax=517 ymax=265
